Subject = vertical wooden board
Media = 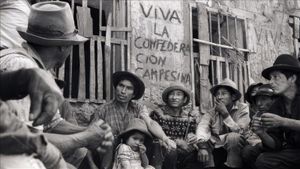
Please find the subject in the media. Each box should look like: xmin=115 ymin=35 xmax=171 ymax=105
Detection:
xmin=121 ymin=41 xmax=125 ymax=71
xmin=217 ymin=13 xmax=222 ymax=57
xmin=243 ymin=62 xmax=248 ymax=98
xmin=98 ymin=0 xmax=103 ymax=35
xmin=198 ymin=3 xmax=210 ymax=65
xmin=200 ymin=65 xmax=213 ymax=112
xmin=68 ymin=48 xmax=73 ymax=98
xmin=127 ymin=0 xmax=132 ymax=71
xmin=189 ymin=3 xmax=196 ymax=108
xmin=76 ymin=5 xmax=93 ymax=100
xmin=77 ymin=5 xmax=93 ymax=37
xmin=105 ymin=13 xmax=112 ymax=101
xmin=78 ymin=44 xmax=86 ymax=101
xmin=210 ymin=60 xmax=215 ymax=86
xmin=238 ymin=63 xmax=243 ymax=100
xmin=112 ymin=44 xmax=116 ymax=73
xmin=97 ymin=37 xmax=104 ymax=101
xmin=216 ymin=57 xmax=221 ymax=83
xmin=225 ymin=58 xmax=229 ymax=78
xmin=197 ymin=3 xmax=211 ymax=112
xmin=234 ymin=64 xmax=238 ymax=85
xmin=90 ymin=39 xmax=96 ymax=101
xmin=114 ymin=0 xmax=126 ymax=72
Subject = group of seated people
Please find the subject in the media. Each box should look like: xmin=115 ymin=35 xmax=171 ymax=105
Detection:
xmin=1 ymin=1 xmax=300 ymax=169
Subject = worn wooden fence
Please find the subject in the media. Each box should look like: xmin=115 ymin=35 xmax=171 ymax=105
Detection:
xmin=53 ymin=0 xmax=131 ymax=103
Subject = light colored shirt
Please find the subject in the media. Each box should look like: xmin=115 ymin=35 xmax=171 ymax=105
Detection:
xmin=0 ymin=0 xmax=30 ymax=48
xmin=112 ymin=144 xmax=144 ymax=169
xmin=196 ymin=102 xmax=250 ymax=146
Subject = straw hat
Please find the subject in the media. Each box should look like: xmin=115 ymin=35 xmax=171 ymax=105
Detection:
xmin=210 ymin=78 xmax=241 ymax=101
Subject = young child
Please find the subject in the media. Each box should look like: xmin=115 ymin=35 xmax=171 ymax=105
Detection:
xmin=112 ymin=118 xmax=155 ymax=169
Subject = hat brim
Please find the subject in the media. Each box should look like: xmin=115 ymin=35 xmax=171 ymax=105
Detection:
xmin=17 ymin=27 xmax=88 ymax=46
xmin=119 ymin=128 xmax=152 ymax=141
xmin=162 ymin=86 xmax=190 ymax=106
xmin=210 ymin=85 xmax=241 ymax=101
xmin=113 ymin=71 xmax=145 ymax=100
xmin=262 ymin=65 xmax=300 ymax=80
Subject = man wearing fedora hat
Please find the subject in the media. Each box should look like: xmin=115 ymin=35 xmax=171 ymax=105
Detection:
xmin=0 ymin=1 xmax=113 ymax=168
xmin=149 ymin=84 xmax=202 ymax=169
xmin=252 ymin=54 xmax=300 ymax=169
xmin=91 ymin=70 xmax=176 ymax=169
xmin=196 ymin=78 xmax=250 ymax=169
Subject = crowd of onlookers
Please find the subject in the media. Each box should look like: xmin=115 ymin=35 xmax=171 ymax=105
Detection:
xmin=1 ymin=1 xmax=300 ymax=169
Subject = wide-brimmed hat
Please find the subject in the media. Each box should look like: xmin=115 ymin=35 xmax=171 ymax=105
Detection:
xmin=112 ymin=71 xmax=145 ymax=100
xmin=17 ymin=1 xmax=87 ymax=46
xmin=162 ymin=85 xmax=190 ymax=106
xmin=119 ymin=118 xmax=152 ymax=141
xmin=244 ymin=83 xmax=263 ymax=104
xmin=262 ymin=54 xmax=300 ymax=80
xmin=254 ymin=84 xmax=274 ymax=97
xmin=210 ymin=78 xmax=241 ymax=101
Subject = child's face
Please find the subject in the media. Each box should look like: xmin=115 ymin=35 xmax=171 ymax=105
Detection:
xmin=126 ymin=132 xmax=145 ymax=151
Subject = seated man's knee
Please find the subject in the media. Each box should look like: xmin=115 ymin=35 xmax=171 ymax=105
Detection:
xmin=226 ymin=133 xmax=242 ymax=149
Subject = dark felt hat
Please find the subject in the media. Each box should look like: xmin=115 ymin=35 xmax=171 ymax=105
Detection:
xmin=210 ymin=78 xmax=241 ymax=102
xmin=244 ymin=83 xmax=263 ymax=104
xmin=262 ymin=54 xmax=300 ymax=80
xmin=112 ymin=71 xmax=145 ymax=100
xmin=17 ymin=1 xmax=87 ymax=46
xmin=119 ymin=118 xmax=152 ymax=141
xmin=162 ymin=85 xmax=190 ymax=106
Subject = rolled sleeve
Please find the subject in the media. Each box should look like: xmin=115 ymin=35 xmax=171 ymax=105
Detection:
xmin=196 ymin=112 xmax=212 ymax=142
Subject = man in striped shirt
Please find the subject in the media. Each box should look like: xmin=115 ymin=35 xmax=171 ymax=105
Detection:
xmin=92 ymin=71 xmax=176 ymax=169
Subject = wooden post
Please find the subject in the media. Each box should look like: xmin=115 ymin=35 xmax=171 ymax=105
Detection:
xmin=76 ymin=0 xmax=93 ymax=101
xmin=294 ymin=17 xmax=300 ymax=57
xmin=189 ymin=3 xmax=196 ymax=109
xmin=105 ymin=13 xmax=112 ymax=101
xmin=90 ymin=39 xmax=96 ymax=101
xmin=97 ymin=37 xmax=104 ymax=101
xmin=197 ymin=3 xmax=212 ymax=112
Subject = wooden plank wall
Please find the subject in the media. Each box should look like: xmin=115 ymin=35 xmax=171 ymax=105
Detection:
xmin=55 ymin=0 xmax=130 ymax=103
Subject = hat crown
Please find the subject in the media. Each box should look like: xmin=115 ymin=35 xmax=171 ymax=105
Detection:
xmin=119 ymin=118 xmax=152 ymax=139
xmin=218 ymin=78 xmax=238 ymax=90
xmin=255 ymin=84 xmax=274 ymax=97
xmin=273 ymin=54 xmax=300 ymax=68
xmin=27 ymin=1 xmax=75 ymax=39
